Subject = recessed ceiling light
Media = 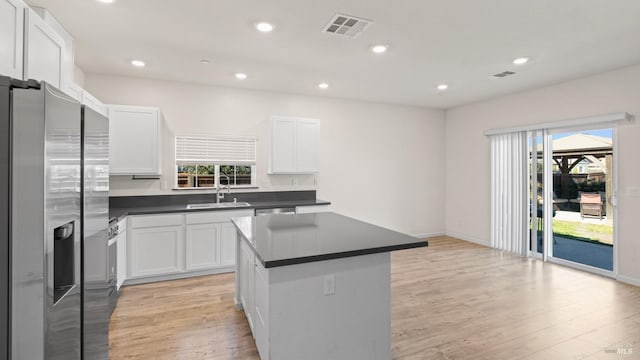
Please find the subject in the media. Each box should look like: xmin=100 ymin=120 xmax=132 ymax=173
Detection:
xmin=371 ymin=45 xmax=388 ymax=54
xmin=255 ymin=22 xmax=274 ymax=33
xmin=437 ymin=84 xmax=448 ymax=91
xmin=318 ymin=83 xmax=329 ymax=89
xmin=96 ymin=0 xmax=114 ymax=3
xmin=235 ymin=73 xmax=248 ymax=80
xmin=130 ymin=60 xmax=145 ymax=67
xmin=513 ymin=57 xmax=529 ymax=65
xmin=200 ymin=59 xmax=210 ymax=64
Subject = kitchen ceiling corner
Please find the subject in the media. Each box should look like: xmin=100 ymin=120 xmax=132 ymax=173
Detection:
xmin=24 ymin=0 xmax=640 ymax=109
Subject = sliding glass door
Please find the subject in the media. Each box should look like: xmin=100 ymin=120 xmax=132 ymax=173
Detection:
xmin=528 ymin=127 xmax=615 ymax=274
xmin=528 ymin=131 xmax=545 ymax=258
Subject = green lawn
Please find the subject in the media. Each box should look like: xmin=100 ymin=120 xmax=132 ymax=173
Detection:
xmin=552 ymin=219 xmax=613 ymax=245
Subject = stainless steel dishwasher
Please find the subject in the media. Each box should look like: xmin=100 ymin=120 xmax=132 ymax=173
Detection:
xmin=255 ymin=207 xmax=296 ymax=216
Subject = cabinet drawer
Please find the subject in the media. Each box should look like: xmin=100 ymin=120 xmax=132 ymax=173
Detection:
xmin=186 ymin=209 xmax=253 ymax=224
xmin=130 ymin=214 xmax=183 ymax=228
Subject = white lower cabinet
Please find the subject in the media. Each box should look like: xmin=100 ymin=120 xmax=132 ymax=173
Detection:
xmin=185 ymin=223 xmax=220 ymax=271
xmin=220 ymin=223 xmax=237 ymax=266
xmin=129 ymin=225 xmax=184 ymax=278
xmin=237 ymin=238 xmax=269 ymax=358
xmin=116 ymin=219 xmax=127 ymax=290
xmin=127 ymin=209 xmax=253 ymax=284
xmin=253 ymin=260 xmax=269 ymax=358
xmin=239 ymin=240 xmax=255 ymax=331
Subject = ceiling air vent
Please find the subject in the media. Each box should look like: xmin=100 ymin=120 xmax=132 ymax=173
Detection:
xmin=493 ymin=71 xmax=516 ymax=78
xmin=323 ymin=14 xmax=372 ymax=38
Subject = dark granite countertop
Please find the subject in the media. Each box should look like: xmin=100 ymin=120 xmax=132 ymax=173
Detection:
xmin=232 ymin=212 xmax=427 ymax=268
xmin=109 ymin=199 xmax=331 ymax=222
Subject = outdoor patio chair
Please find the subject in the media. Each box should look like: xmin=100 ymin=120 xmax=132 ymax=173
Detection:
xmin=580 ymin=192 xmax=603 ymax=220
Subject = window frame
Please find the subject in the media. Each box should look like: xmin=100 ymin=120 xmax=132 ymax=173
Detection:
xmin=174 ymin=134 xmax=258 ymax=190
xmin=174 ymin=164 xmax=257 ymax=190
xmin=173 ymin=163 xmax=258 ymax=190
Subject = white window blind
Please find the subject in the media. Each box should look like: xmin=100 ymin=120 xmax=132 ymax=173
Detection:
xmin=490 ymin=131 xmax=528 ymax=256
xmin=175 ymin=135 xmax=257 ymax=165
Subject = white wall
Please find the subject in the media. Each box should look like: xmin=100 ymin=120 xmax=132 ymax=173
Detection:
xmin=85 ymin=74 xmax=446 ymax=237
xmin=73 ymin=65 xmax=85 ymax=87
xmin=445 ymin=63 xmax=640 ymax=284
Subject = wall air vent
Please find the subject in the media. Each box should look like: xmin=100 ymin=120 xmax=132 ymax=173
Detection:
xmin=323 ymin=14 xmax=372 ymax=38
xmin=493 ymin=71 xmax=516 ymax=78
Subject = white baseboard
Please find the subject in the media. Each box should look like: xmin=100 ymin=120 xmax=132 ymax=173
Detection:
xmin=445 ymin=231 xmax=490 ymax=247
xmin=617 ymin=275 xmax=640 ymax=287
xmin=412 ymin=231 xmax=445 ymax=239
xmin=122 ymin=266 xmax=234 ymax=286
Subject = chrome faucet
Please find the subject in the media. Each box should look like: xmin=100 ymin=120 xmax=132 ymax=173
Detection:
xmin=216 ymin=174 xmax=231 ymax=203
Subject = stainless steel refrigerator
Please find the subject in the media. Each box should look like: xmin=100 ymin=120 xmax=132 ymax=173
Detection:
xmin=81 ymin=105 xmax=111 ymax=360
xmin=1 ymin=76 xmax=110 ymax=360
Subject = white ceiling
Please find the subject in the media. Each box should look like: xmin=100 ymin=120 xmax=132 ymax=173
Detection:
xmin=26 ymin=0 xmax=640 ymax=109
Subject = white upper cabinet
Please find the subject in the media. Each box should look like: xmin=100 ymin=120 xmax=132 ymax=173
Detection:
xmin=23 ymin=8 xmax=65 ymax=88
xmin=108 ymin=105 xmax=163 ymax=175
xmin=295 ymin=118 xmax=320 ymax=172
xmin=82 ymin=90 xmax=107 ymax=117
xmin=30 ymin=7 xmax=74 ymax=94
xmin=0 ymin=0 xmax=25 ymax=79
xmin=269 ymin=116 xmax=321 ymax=174
xmin=270 ymin=117 xmax=296 ymax=173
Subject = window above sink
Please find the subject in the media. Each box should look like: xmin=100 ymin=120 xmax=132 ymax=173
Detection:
xmin=176 ymin=164 xmax=255 ymax=189
xmin=175 ymin=135 xmax=257 ymax=190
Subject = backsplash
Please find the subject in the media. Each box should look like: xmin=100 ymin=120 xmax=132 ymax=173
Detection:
xmin=109 ymin=190 xmax=317 ymax=209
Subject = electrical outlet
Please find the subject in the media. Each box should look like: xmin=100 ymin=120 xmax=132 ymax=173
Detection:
xmin=628 ymin=187 xmax=640 ymax=197
xmin=324 ymin=275 xmax=335 ymax=295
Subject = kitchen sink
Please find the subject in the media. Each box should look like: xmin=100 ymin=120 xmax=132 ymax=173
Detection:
xmin=186 ymin=202 xmax=251 ymax=210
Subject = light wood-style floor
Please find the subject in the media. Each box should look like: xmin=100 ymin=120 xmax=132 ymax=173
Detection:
xmin=109 ymin=236 xmax=640 ymax=360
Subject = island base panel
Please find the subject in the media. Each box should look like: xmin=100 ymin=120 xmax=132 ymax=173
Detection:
xmin=263 ymin=252 xmax=392 ymax=360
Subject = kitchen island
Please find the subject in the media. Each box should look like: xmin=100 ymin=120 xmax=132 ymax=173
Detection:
xmin=232 ymin=212 xmax=427 ymax=360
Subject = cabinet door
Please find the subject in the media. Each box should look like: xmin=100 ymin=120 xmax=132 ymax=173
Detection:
xmin=295 ymin=118 xmax=320 ymax=172
xmin=270 ymin=117 xmax=296 ymax=173
xmin=128 ymin=226 xmax=183 ymax=278
xmin=253 ymin=260 xmax=269 ymax=359
xmin=185 ymin=223 xmax=220 ymax=271
xmin=108 ymin=106 xmax=160 ymax=175
xmin=219 ymin=223 xmax=237 ymax=266
xmin=116 ymin=232 xmax=126 ymax=290
xmin=240 ymin=241 xmax=255 ymax=331
xmin=23 ymin=8 xmax=65 ymax=88
xmin=30 ymin=7 xmax=75 ymax=95
xmin=0 ymin=0 xmax=25 ymax=79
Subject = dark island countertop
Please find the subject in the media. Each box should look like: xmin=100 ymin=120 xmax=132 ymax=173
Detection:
xmin=232 ymin=212 xmax=427 ymax=268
